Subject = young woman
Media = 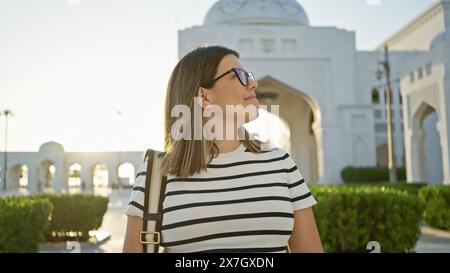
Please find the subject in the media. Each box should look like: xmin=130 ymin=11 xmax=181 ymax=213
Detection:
xmin=123 ymin=46 xmax=323 ymax=253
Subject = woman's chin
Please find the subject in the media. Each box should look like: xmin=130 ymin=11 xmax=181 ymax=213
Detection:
xmin=243 ymin=98 xmax=259 ymax=107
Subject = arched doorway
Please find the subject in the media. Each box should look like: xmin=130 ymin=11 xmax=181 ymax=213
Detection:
xmin=411 ymin=103 xmax=444 ymax=184
xmin=9 ymin=164 xmax=28 ymax=193
xmin=118 ymin=162 xmax=136 ymax=188
xmin=245 ymin=108 xmax=291 ymax=152
xmin=19 ymin=165 xmax=28 ymax=189
xmin=38 ymin=160 xmax=56 ymax=193
xmin=254 ymin=76 xmax=321 ymax=184
xmin=68 ymin=163 xmax=82 ymax=193
xmin=423 ymin=111 xmax=443 ymax=184
xmin=93 ymin=163 xmax=109 ymax=188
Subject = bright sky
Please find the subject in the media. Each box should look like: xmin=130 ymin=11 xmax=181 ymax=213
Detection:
xmin=0 ymin=0 xmax=437 ymax=152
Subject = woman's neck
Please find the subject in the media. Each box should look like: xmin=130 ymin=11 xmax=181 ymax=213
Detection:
xmin=214 ymin=139 xmax=242 ymax=154
xmin=213 ymin=124 xmax=242 ymax=154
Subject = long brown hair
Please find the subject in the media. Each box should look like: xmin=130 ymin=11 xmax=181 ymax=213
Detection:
xmin=160 ymin=46 xmax=264 ymax=177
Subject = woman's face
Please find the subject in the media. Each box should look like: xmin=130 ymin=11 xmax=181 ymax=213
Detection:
xmin=203 ymin=54 xmax=259 ymax=125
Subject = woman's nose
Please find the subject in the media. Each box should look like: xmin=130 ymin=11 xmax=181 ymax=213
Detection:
xmin=248 ymin=77 xmax=258 ymax=90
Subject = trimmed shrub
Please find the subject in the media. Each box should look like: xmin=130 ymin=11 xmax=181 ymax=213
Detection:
xmin=310 ymin=185 xmax=424 ymax=253
xmin=341 ymin=167 xmax=406 ymax=183
xmin=0 ymin=196 xmax=53 ymax=253
xmin=39 ymin=194 xmax=109 ymax=241
xmin=345 ymin=182 xmax=428 ymax=197
xmin=419 ymin=186 xmax=450 ymax=231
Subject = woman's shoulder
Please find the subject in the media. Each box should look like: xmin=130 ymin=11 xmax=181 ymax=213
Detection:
xmin=259 ymin=141 xmax=288 ymax=155
xmin=256 ymin=142 xmax=295 ymax=166
xmin=260 ymin=141 xmax=276 ymax=152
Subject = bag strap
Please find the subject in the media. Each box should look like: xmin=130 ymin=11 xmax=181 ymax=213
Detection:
xmin=155 ymin=175 xmax=167 ymax=246
xmin=141 ymin=149 xmax=166 ymax=253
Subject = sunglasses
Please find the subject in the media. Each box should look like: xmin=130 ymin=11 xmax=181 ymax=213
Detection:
xmin=206 ymin=68 xmax=256 ymax=87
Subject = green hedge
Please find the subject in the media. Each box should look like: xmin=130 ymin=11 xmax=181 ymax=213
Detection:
xmin=419 ymin=186 xmax=450 ymax=231
xmin=341 ymin=167 xmax=406 ymax=183
xmin=39 ymin=194 xmax=109 ymax=241
xmin=0 ymin=197 xmax=53 ymax=253
xmin=345 ymin=182 xmax=428 ymax=197
xmin=310 ymin=185 xmax=424 ymax=252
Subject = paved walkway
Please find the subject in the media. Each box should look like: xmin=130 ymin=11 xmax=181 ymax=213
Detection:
xmin=39 ymin=189 xmax=450 ymax=253
xmin=415 ymin=226 xmax=450 ymax=253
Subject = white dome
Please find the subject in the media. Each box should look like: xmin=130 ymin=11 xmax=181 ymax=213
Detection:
xmin=204 ymin=0 xmax=310 ymax=26
xmin=39 ymin=141 xmax=65 ymax=154
xmin=430 ymin=29 xmax=450 ymax=50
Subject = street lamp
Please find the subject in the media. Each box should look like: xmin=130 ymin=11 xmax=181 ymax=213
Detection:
xmin=376 ymin=45 xmax=397 ymax=182
xmin=0 ymin=109 xmax=14 ymax=191
xmin=116 ymin=109 xmax=123 ymax=189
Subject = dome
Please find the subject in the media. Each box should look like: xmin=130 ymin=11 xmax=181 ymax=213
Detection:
xmin=430 ymin=29 xmax=450 ymax=50
xmin=39 ymin=141 xmax=65 ymax=154
xmin=204 ymin=0 xmax=310 ymax=26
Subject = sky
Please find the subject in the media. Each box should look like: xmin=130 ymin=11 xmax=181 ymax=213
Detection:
xmin=0 ymin=0 xmax=438 ymax=152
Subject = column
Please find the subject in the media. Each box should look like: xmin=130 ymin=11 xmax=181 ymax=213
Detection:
xmin=28 ymin=165 xmax=38 ymax=194
xmin=81 ymin=164 xmax=94 ymax=192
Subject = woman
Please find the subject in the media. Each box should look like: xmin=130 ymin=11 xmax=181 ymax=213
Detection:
xmin=123 ymin=46 xmax=323 ymax=253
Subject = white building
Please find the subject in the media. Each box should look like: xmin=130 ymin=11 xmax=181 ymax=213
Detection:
xmin=0 ymin=141 xmax=145 ymax=194
xmin=1 ymin=0 xmax=449 ymax=193
xmin=179 ymin=0 xmax=450 ymax=185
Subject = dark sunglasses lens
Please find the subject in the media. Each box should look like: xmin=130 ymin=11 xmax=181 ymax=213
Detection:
xmin=236 ymin=69 xmax=248 ymax=86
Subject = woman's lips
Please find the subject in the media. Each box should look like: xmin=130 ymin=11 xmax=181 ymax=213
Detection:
xmin=244 ymin=96 xmax=259 ymax=105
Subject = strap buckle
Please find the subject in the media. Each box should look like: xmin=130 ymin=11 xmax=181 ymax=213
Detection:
xmin=140 ymin=231 xmax=161 ymax=245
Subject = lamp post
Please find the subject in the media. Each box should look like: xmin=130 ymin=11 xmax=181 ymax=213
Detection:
xmin=116 ymin=110 xmax=123 ymax=189
xmin=377 ymin=45 xmax=397 ymax=182
xmin=1 ymin=109 xmax=14 ymax=191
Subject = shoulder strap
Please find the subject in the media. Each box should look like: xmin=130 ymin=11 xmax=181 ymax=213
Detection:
xmin=141 ymin=149 xmax=166 ymax=253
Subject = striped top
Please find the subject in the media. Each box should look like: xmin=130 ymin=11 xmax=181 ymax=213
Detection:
xmin=125 ymin=143 xmax=317 ymax=253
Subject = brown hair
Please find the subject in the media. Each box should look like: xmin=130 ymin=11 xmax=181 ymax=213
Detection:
xmin=160 ymin=46 xmax=264 ymax=177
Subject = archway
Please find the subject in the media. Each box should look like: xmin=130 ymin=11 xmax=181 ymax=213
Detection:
xmin=412 ymin=103 xmax=444 ymax=184
xmin=254 ymin=76 xmax=321 ymax=184
xmin=245 ymin=109 xmax=291 ymax=152
xmin=68 ymin=163 xmax=82 ymax=193
xmin=19 ymin=165 xmax=28 ymax=189
xmin=9 ymin=164 xmax=28 ymax=192
xmin=93 ymin=164 xmax=109 ymax=188
xmin=118 ymin=162 xmax=135 ymax=188
xmin=39 ymin=160 xmax=56 ymax=193
xmin=423 ymin=111 xmax=443 ymax=184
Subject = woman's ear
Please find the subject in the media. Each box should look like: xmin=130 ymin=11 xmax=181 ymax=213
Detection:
xmin=197 ymin=87 xmax=212 ymax=109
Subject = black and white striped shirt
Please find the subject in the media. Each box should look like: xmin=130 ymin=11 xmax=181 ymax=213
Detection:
xmin=125 ymin=143 xmax=317 ymax=253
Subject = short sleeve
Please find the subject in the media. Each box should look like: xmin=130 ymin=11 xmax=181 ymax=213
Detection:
xmin=124 ymin=162 xmax=147 ymax=218
xmin=282 ymin=152 xmax=317 ymax=211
